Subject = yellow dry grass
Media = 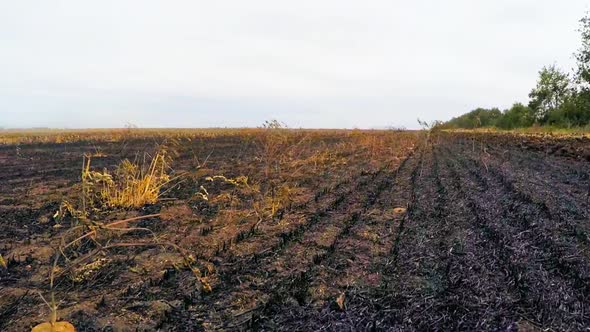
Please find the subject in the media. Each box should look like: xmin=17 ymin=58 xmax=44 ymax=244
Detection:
xmin=82 ymin=151 xmax=171 ymax=209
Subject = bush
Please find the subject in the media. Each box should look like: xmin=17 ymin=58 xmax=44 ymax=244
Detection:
xmin=496 ymin=103 xmax=534 ymax=129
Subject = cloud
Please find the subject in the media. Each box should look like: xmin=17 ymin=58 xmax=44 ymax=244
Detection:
xmin=1 ymin=0 xmax=588 ymax=128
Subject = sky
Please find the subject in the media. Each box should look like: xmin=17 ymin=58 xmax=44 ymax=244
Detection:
xmin=1 ymin=1 xmax=589 ymax=129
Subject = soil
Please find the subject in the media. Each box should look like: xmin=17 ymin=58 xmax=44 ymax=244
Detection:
xmin=2 ymin=130 xmax=590 ymax=331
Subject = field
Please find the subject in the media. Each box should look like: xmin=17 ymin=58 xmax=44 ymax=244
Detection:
xmin=2 ymin=129 xmax=590 ymax=331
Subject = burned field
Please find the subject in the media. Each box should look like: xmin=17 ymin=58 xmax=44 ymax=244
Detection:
xmin=2 ymin=129 xmax=590 ymax=331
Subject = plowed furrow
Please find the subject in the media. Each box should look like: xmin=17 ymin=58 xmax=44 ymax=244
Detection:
xmin=441 ymin=143 xmax=589 ymax=329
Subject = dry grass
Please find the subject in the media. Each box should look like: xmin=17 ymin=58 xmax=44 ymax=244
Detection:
xmin=204 ymin=175 xmax=294 ymax=222
xmin=81 ymin=150 xmax=172 ymax=210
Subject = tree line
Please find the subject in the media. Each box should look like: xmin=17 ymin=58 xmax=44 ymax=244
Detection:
xmin=443 ymin=13 xmax=590 ymax=130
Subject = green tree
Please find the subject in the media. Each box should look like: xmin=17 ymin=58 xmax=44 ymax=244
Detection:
xmin=528 ymin=65 xmax=572 ymax=122
xmin=544 ymin=97 xmax=590 ymax=127
xmin=496 ymin=103 xmax=534 ymax=129
xmin=572 ymin=13 xmax=590 ymax=124
xmin=575 ymin=13 xmax=590 ymax=90
xmin=445 ymin=108 xmax=502 ymax=129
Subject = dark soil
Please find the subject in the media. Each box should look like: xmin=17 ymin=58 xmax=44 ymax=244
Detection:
xmin=2 ymin=131 xmax=590 ymax=331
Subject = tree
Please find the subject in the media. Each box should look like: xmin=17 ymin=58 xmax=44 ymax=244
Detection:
xmin=528 ymin=65 xmax=571 ymax=121
xmin=572 ymin=12 xmax=590 ymax=124
xmin=496 ymin=103 xmax=534 ymax=129
xmin=575 ymin=13 xmax=590 ymax=90
xmin=444 ymin=108 xmax=502 ymax=129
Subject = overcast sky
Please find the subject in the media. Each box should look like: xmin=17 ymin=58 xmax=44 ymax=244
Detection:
xmin=1 ymin=1 xmax=589 ymax=129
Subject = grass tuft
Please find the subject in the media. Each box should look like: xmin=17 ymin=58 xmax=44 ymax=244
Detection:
xmin=82 ymin=150 xmax=171 ymax=209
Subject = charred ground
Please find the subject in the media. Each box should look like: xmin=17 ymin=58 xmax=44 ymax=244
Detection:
xmin=1 ymin=130 xmax=590 ymax=331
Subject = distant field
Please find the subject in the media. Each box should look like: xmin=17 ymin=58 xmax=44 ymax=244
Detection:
xmin=0 ymin=128 xmax=371 ymax=145
xmin=0 ymin=128 xmax=287 ymax=145
xmin=1 ymin=129 xmax=590 ymax=330
xmin=446 ymin=126 xmax=590 ymax=137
